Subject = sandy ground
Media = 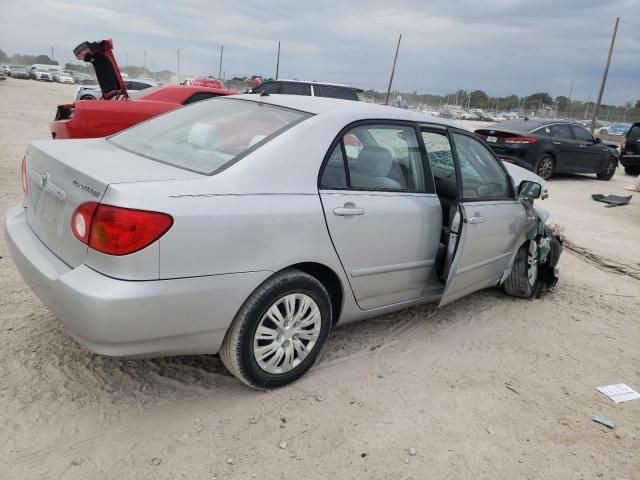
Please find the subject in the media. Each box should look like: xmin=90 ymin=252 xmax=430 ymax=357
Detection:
xmin=1 ymin=78 xmax=639 ymax=480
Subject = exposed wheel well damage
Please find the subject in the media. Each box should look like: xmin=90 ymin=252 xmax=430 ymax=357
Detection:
xmin=288 ymin=262 xmax=343 ymax=324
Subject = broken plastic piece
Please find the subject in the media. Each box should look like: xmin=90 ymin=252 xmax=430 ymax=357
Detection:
xmin=591 ymin=194 xmax=632 ymax=207
xmin=592 ymin=416 xmax=615 ymax=429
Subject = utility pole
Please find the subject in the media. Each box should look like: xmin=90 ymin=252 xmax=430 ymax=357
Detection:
xmin=455 ymin=90 xmax=459 ymax=107
xmin=385 ymin=34 xmax=402 ymax=106
xmin=125 ymin=52 xmax=128 ymax=68
xmin=591 ymin=17 xmax=619 ymax=133
xmin=177 ymin=49 xmax=180 ymax=82
xmin=51 ymin=45 xmax=54 ymax=61
xmin=218 ymin=45 xmax=224 ymax=79
xmin=584 ymin=95 xmax=591 ymax=119
xmin=275 ymin=41 xmax=281 ymax=79
xmin=144 ymin=50 xmax=147 ymax=70
xmin=566 ymin=79 xmax=574 ymax=117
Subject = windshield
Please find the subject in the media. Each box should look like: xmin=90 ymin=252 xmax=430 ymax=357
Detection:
xmin=109 ymin=98 xmax=311 ymax=175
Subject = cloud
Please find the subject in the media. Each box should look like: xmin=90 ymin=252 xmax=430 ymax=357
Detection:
xmin=0 ymin=0 xmax=637 ymax=104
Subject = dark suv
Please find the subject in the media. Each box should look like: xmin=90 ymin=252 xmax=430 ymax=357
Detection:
xmin=620 ymin=122 xmax=640 ymax=175
xmin=475 ymin=119 xmax=619 ymax=180
xmin=248 ymin=79 xmax=363 ymax=101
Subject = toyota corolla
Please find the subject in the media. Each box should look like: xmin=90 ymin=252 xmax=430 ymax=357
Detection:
xmin=5 ymin=95 xmax=561 ymax=389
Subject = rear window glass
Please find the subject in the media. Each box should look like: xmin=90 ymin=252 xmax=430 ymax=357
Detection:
xmin=109 ymin=98 xmax=310 ymax=175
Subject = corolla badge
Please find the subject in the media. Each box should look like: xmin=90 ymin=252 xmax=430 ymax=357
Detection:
xmin=40 ymin=171 xmax=50 ymax=187
xmin=72 ymin=179 xmax=101 ymax=198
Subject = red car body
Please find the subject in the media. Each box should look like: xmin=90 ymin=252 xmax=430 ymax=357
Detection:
xmin=51 ymin=39 xmax=237 ymax=139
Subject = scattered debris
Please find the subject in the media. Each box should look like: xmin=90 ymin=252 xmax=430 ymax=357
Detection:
xmin=249 ymin=416 xmax=259 ymax=424
xmin=71 ymin=458 xmax=83 ymax=466
xmin=149 ymin=457 xmax=162 ymax=466
xmin=597 ymin=383 xmax=640 ymax=403
xmin=592 ymin=416 xmax=615 ymax=429
xmin=505 ymin=383 xmax=520 ymax=395
xmin=361 ymin=452 xmax=367 ymax=458
xmin=408 ymin=447 xmax=417 ymax=456
xmin=279 ymin=441 xmax=288 ymax=450
xmin=591 ymin=193 xmax=632 ymax=207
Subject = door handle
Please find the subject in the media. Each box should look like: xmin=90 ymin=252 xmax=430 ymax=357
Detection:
xmin=333 ymin=206 xmax=365 ymax=216
xmin=579 ymin=145 xmax=587 ymax=148
xmin=552 ymin=141 xmax=562 ymax=145
xmin=468 ymin=216 xmax=486 ymax=224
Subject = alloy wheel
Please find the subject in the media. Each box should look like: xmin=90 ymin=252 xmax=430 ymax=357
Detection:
xmin=253 ymin=293 xmax=322 ymax=374
xmin=536 ymin=157 xmax=553 ymax=180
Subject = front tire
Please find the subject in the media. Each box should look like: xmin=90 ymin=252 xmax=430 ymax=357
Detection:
xmin=596 ymin=157 xmax=617 ymax=180
xmin=220 ymin=269 xmax=332 ymax=389
xmin=534 ymin=154 xmax=554 ymax=180
xmin=504 ymin=240 xmax=538 ymax=298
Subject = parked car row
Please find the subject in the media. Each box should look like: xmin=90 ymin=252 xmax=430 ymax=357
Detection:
xmin=0 ymin=64 xmax=96 ymax=84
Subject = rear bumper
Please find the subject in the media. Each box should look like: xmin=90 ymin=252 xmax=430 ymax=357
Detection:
xmin=5 ymin=206 xmax=271 ymax=357
xmin=620 ymin=154 xmax=640 ymax=167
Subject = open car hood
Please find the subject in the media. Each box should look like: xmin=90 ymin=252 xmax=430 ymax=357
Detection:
xmin=73 ymin=39 xmax=127 ymax=99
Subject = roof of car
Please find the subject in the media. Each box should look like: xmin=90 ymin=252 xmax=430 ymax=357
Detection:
xmin=264 ymin=79 xmax=362 ymax=90
xmin=485 ymin=117 xmax=585 ymax=133
xmin=230 ymin=94 xmax=461 ymax=127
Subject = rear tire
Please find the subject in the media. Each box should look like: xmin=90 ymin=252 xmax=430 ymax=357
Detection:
xmin=504 ymin=240 xmax=538 ymax=298
xmin=220 ymin=269 xmax=332 ymax=389
xmin=596 ymin=157 xmax=617 ymax=180
xmin=624 ymin=166 xmax=640 ymax=176
xmin=80 ymin=95 xmax=96 ymax=100
xmin=534 ymin=154 xmax=554 ymax=180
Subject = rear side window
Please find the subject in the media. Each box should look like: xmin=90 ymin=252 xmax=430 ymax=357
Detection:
xmin=279 ymin=82 xmax=311 ymax=96
xmin=627 ymin=125 xmax=640 ymax=140
xmin=258 ymin=82 xmax=280 ymax=94
xmin=571 ymin=125 xmax=594 ymax=143
xmin=109 ymin=98 xmax=310 ymax=175
xmin=549 ymin=124 xmax=574 ymax=139
xmin=320 ymin=124 xmax=427 ymax=192
xmin=314 ymin=85 xmax=358 ymax=101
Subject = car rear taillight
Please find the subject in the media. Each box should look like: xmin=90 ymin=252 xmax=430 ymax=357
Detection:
xmin=21 ymin=157 xmax=28 ymax=196
xmin=71 ymin=203 xmax=173 ymax=256
xmin=503 ymin=137 xmax=538 ymax=144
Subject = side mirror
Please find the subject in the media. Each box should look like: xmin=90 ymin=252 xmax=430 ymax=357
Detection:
xmin=518 ymin=180 xmax=542 ymax=200
xmin=595 ymin=137 xmax=602 ymax=144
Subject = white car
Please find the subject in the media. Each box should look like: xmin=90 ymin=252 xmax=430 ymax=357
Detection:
xmin=55 ymin=71 xmax=75 ymax=84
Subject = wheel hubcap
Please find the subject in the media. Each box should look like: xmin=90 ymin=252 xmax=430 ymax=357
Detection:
xmin=527 ymin=241 xmax=539 ymax=287
xmin=253 ymin=293 xmax=321 ymax=374
xmin=537 ymin=158 xmax=552 ymax=179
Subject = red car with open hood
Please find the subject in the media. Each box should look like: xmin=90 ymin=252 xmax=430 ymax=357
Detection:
xmin=51 ymin=39 xmax=237 ymax=139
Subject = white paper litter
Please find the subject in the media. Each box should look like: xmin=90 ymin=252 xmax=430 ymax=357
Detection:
xmin=596 ymin=383 xmax=640 ymax=403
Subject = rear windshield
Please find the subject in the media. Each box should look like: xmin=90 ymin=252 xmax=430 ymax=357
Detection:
xmin=109 ymin=98 xmax=310 ymax=175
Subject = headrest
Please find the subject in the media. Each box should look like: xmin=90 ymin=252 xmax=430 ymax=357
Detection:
xmin=187 ymin=123 xmax=220 ymax=149
xmin=353 ymin=146 xmax=393 ymax=177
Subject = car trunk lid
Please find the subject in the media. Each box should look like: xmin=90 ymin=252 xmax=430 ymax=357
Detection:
xmin=73 ymin=39 xmax=128 ymax=100
xmin=25 ymin=138 xmax=200 ymax=268
xmin=475 ymin=129 xmax=534 ymax=154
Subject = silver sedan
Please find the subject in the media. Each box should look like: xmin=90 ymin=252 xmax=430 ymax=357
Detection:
xmin=5 ymin=95 xmax=560 ymax=389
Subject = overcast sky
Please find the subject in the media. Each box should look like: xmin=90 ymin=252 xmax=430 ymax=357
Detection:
xmin=1 ymin=0 xmax=638 ymax=104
